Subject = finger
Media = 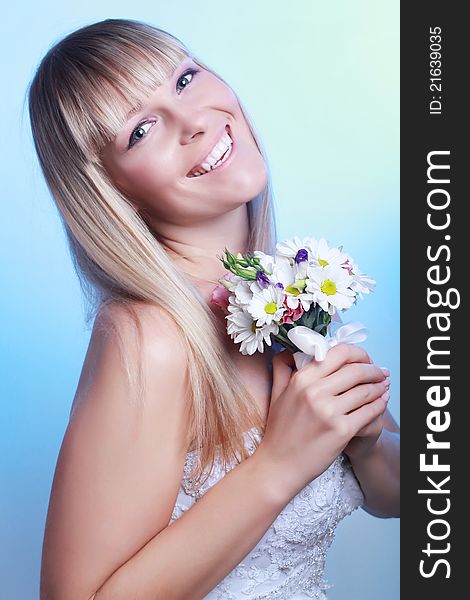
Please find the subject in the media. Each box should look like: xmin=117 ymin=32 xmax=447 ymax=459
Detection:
xmin=298 ymin=343 xmax=371 ymax=380
xmin=346 ymin=395 xmax=389 ymax=434
xmin=352 ymin=390 xmax=390 ymax=436
xmin=336 ymin=380 xmax=390 ymax=413
xmin=324 ymin=362 xmax=387 ymax=396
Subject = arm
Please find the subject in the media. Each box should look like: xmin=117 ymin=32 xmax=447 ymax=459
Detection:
xmin=94 ymin=450 xmax=287 ymax=600
xmin=346 ymin=407 xmax=400 ymax=518
xmin=40 ymin=303 xmax=290 ymax=600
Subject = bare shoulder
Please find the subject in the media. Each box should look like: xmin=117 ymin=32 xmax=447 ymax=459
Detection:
xmin=70 ymin=301 xmax=188 ymax=415
xmin=41 ymin=302 xmax=191 ymax=600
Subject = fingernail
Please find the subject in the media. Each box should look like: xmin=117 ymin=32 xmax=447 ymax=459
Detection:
xmin=380 ymin=367 xmax=390 ymax=376
xmin=384 ymin=379 xmax=391 ymax=388
xmin=382 ymin=390 xmax=390 ymax=402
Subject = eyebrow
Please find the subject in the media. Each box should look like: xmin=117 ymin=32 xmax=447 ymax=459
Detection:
xmin=116 ymin=59 xmax=195 ymax=143
xmin=126 ymin=100 xmax=144 ymax=121
xmin=111 ymin=101 xmax=146 ymax=150
xmin=116 ymin=96 xmax=154 ymax=147
xmin=124 ymin=60 xmax=190 ymax=123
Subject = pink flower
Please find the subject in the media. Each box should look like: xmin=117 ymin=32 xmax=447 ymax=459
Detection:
xmin=281 ymin=299 xmax=304 ymax=324
xmin=211 ymin=284 xmax=231 ymax=312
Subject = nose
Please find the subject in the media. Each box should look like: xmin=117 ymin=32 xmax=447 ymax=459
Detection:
xmin=171 ymin=104 xmax=208 ymax=145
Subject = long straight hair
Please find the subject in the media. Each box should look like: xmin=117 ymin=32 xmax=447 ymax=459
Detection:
xmin=27 ymin=18 xmax=279 ymax=492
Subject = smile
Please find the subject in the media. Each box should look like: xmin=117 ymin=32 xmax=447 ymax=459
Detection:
xmin=187 ymin=125 xmax=234 ymax=178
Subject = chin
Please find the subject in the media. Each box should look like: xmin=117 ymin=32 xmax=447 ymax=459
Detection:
xmin=235 ymin=161 xmax=269 ymax=200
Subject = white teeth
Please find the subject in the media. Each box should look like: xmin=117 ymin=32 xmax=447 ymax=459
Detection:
xmin=189 ymin=130 xmax=233 ymax=177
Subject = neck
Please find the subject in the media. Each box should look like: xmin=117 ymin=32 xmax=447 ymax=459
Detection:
xmin=149 ymin=204 xmax=251 ymax=292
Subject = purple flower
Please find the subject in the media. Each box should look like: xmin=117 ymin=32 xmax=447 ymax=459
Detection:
xmin=256 ymin=270 xmax=271 ymax=289
xmin=275 ymin=282 xmax=284 ymax=289
xmin=295 ymin=248 xmax=308 ymax=263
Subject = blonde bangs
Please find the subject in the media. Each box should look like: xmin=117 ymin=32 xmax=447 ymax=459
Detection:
xmin=39 ymin=20 xmax=189 ymax=160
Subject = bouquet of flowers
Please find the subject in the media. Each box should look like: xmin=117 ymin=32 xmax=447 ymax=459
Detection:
xmin=211 ymin=236 xmax=376 ymax=370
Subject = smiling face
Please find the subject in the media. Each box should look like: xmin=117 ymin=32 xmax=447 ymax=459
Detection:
xmin=100 ymin=56 xmax=268 ymax=228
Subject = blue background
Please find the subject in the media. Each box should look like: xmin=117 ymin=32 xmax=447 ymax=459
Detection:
xmin=1 ymin=1 xmax=399 ymax=598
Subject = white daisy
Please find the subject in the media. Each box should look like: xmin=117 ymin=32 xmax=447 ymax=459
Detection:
xmin=247 ymin=285 xmax=286 ymax=326
xmin=225 ymin=302 xmax=278 ymax=355
xmin=252 ymin=250 xmax=276 ymax=275
xmin=348 ymin=260 xmax=377 ymax=298
xmin=226 ymin=296 xmax=249 ymax=335
xmin=310 ymin=238 xmax=349 ymax=269
xmin=306 ymin=265 xmax=357 ymax=315
xmin=233 ymin=279 xmax=256 ymax=307
xmin=271 ymin=258 xmax=314 ymax=312
xmin=275 ymin=236 xmax=319 ymax=264
xmin=223 ymin=273 xmax=245 ymax=289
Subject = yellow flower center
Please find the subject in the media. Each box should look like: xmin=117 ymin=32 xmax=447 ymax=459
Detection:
xmin=265 ymin=301 xmax=278 ymax=314
xmin=318 ymin=258 xmax=329 ymax=267
xmin=321 ymin=279 xmax=337 ymax=296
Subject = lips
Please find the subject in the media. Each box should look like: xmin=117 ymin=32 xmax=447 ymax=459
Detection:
xmin=186 ymin=124 xmax=233 ymax=177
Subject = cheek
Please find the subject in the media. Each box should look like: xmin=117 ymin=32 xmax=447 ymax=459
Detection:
xmin=202 ymin=75 xmax=240 ymax=112
xmin=119 ymin=153 xmax=179 ymax=204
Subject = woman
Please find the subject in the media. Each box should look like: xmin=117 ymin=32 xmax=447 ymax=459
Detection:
xmin=29 ymin=18 xmax=400 ymax=600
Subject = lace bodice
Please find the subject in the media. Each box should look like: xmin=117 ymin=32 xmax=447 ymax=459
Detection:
xmin=169 ymin=427 xmax=364 ymax=599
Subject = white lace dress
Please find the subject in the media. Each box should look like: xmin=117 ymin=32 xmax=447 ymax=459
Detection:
xmin=169 ymin=427 xmax=365 ymax=599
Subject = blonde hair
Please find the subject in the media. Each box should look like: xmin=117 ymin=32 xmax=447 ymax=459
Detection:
xmin=26 ymin=18 xmax=278 ymax=491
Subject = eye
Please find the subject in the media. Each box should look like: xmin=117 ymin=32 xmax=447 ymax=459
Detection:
xmin=128 ymin=121 xmax=155 ymax=149
xmin=176 ymin=68 xmax=199 ymax=94
xmin=126 ymin=67 xmax=200 ymax=149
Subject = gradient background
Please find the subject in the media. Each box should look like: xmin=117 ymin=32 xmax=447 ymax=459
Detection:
xmin=1 ymin=1 xmax=399 ymax=598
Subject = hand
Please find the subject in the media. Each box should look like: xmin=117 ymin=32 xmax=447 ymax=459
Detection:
xmin=256 ymin=343 xmax=389 ymax=502
xmin=343 ymin=367 xmax=391 ymax=460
